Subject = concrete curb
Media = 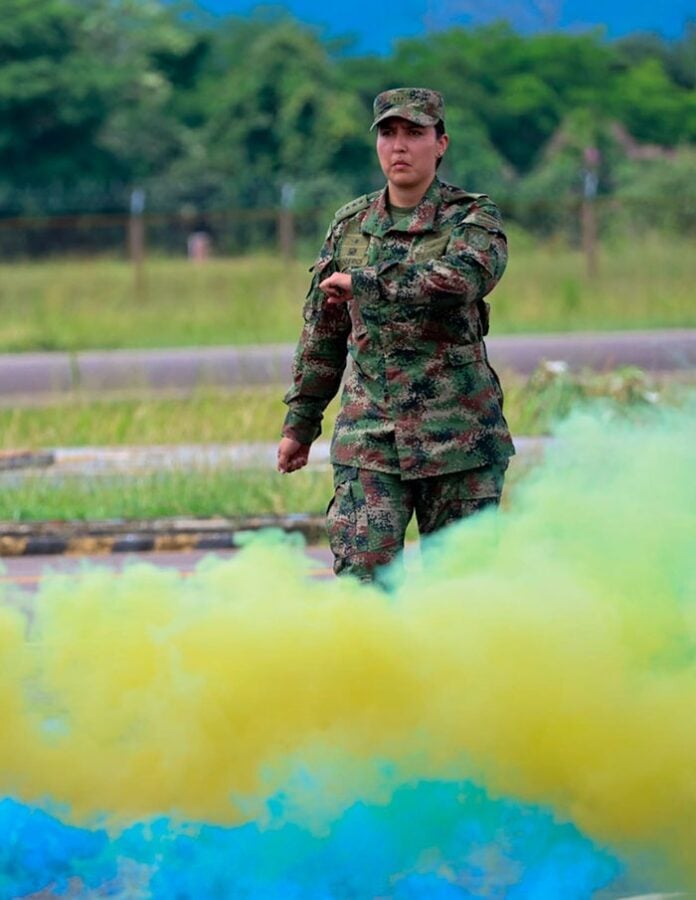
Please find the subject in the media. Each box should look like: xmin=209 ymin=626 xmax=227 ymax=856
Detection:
xmin=0 ymin=437 xmax=547 ymax=480
xmin=0 ymin=437 xmax=547 ymax=556
xmin=0 ymin=515 xmax=326 ymax=557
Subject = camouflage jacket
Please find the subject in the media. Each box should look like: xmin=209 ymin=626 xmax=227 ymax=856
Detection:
xmin=282 ymin=177 xmax=515 ymax=479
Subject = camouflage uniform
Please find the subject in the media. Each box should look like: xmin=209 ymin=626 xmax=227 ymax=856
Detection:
xmin=282 ymin=89 xmax=515 ymax=580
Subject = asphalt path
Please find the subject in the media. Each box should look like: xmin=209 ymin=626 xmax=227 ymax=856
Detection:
xmin=0 ymin=547 xmax=337 ymax=603
xmin=1 ymin=329 xmax=694 ymax=401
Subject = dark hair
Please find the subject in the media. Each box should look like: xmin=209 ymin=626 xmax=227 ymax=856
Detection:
xmin=435 ymin=120 xmax=446 ymax=168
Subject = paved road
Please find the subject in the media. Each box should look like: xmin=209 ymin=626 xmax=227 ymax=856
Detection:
xmin=0 ymin=547 xmax=337 ymax=601
xmin=1 ymin=330 xmax=693 ymax=401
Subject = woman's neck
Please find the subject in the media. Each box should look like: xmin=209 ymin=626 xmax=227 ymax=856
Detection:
xmin=387 ymin=177 xmax=434 ymax=208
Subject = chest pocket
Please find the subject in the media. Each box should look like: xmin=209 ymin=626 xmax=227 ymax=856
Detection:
xmin=337 ymin=230 xmax=371 ymax=270
xmin=409 ymin=230 xmax=451 ymax=263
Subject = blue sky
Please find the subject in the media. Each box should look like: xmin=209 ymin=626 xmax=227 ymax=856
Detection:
xmin=200 ymin=0 xmax=695 ymax=52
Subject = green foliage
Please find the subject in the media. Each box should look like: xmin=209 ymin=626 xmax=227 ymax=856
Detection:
xmin=0 ymin=0 xmax=207 ymax=210
xmin=0 ymin=236 xmax=693 ymax=353
xmin=439 ymin=109 xmax=514 ymax=199
xmin=613 ymin=148 xmax=696 ymax=233
xmin=0 ymin=1 xmax=693 ymax=233
xmin=0 ymin=368 xmax=690 ymax=454
xmin=201 ymin=16 xmax=370 ymax=208
xmin=0 ymin=0 xmax=121 ymax=192
xmin=0 ymin=368 xmax=691 ymax=521
xmin=513 ymin=363 xmax=673 ymax=435
xmin=0 ymin=466 xmax=334 ymax=520
xmin=389 ymin=25 xmax=618 ymax=172
xmin=609 ymin=57 xmax=696 ymax=145
xmin=615 ymin=23 xmax=696 ymax=90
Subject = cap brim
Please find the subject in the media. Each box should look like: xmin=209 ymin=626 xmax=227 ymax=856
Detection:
xmin=370 ymin=107 xmax=440 ymax=131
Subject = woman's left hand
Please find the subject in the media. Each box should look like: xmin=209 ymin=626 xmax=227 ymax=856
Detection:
xmin=320 ymin=272 xmax=353 ymax=305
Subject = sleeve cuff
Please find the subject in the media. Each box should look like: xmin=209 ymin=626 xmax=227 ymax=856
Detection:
xmin=282 ymin=411 xmax=321 ymax=445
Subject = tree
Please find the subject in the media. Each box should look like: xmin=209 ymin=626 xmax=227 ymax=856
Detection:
xmin=0 ymin=0 xmax=122 ymax=198
xmin=609 ymin=57 xmax=696 ymax=145
xmin=614 ymin=148 xmax=696 ymax=233
xmin=200 ymin=15 xmax=370 ymax=208
xmin=0 ymin=2 xmax=693 ymax=228
xmin=0 ymin=0 xmax=208 ymax=211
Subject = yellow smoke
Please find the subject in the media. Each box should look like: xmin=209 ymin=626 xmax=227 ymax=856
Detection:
xmin=1 ymin=409 xmax=694 ymax=887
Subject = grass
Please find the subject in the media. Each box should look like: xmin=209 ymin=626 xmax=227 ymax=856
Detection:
xmin=0 ymin=255 xmax=308 ymax=352
xmin=0 ymin=454 xmax=539 ymax=524
xmin=0 ymin=387 xmax=289 ymax=448
xmin=0 ymin=231 xmax=693 ymax=352
xmin=0 ymin=368 xmax=691 ymax=523
xmin=0 ymin=467 xmax=334 ymax=522
xmin=494 ymin=229 xmax=696 ymax=333
xmin=0 ymin=368 xmax=689 ymax=451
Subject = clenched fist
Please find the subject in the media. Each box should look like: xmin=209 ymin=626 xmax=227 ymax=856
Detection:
xmin=319 ymin=272 xmax=353 ymax=305
xmin=277 ymin=437 xmax=311 ymax=474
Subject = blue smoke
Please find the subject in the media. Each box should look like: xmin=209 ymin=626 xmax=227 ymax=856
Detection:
xmin=0 ymin=780 xmax=622 ymax=899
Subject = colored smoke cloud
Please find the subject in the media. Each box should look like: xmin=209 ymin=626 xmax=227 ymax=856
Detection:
xmin=0 ymin=406 xmax=694 ymax=897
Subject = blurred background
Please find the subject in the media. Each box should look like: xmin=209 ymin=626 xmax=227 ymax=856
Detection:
xmin=1 ymin=0 xmax=694 ymax=266
xmin=0 ymin=0 xmax=694 ymax=523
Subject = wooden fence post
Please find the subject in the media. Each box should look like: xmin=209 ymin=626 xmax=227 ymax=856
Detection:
xmin=581 ymin=147 xmax=600 ymax=278
xmin=129 ymin=188 xmax=146 ymax=294
xmin=278 ymin=182 xmax=296 ymax=259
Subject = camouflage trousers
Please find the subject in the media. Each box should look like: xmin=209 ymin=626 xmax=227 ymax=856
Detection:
xmin=326 ymin=462 xmax=507 ymax=582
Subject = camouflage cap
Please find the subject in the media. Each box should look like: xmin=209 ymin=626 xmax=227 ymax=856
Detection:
xmin=371 ymin=87 xmax=445 ymax=131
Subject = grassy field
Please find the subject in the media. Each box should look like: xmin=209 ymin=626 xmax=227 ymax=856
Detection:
xmin=0 ymin=367 xmax=686 ymax=450
xmin=0 ymin=231 xmax=693 ymax=352
xmin=0 ymin=467 xmax=335 ymax=522
xmin=0 ymin=454 xmax=542 ymax=523
xmin=0 ymin=368 xmax=690 ymax=522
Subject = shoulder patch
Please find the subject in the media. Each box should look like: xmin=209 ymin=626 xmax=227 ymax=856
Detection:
xmin=460 ymin=203 xmax=503 ymax=232
xmin=332 ymin=191 xmax=380 ymax=226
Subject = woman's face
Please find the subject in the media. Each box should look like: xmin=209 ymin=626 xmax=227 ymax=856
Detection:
xmin=376 ymin=117 xmax=448 ymax=196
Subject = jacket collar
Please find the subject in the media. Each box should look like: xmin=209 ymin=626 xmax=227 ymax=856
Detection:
xmin=361 ymin=177 xmax=442 ymax=237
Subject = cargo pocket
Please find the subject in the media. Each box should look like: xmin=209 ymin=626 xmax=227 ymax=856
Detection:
xmin=417 ymin=463 xmax=507 ymax=534
xmin=452 ymin=462 xmax=507 ymax=522
xmin=326 ymin=466 xmax=368 ymax=560
xmin=445 ymin=343 xmax=505 ymax=412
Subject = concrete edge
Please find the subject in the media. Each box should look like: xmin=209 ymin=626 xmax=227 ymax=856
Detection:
xmin=0 ymin=515 xmax=326 ymax=557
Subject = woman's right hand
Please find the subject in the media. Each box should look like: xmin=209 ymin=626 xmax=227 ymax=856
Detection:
xmin=277 ymin=437 xmax=311 ymax=474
